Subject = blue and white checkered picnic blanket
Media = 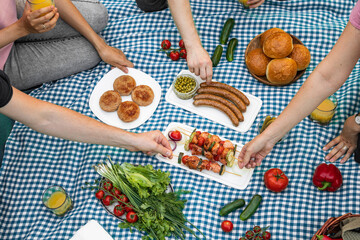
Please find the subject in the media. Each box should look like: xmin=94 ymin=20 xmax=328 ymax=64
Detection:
xmin=1 ymin=0 xmax=360 ymax=239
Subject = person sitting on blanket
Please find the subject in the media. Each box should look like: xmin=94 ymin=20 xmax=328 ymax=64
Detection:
xmin=0 ymin=0 xmax=133 ymax=91
xmin=0 ymin=70 xmax=173 ymax=158
xmin=135 ymin=0 xmax=265 ymax=83
xmin=238 ymin=1 xmax=360 ymax=168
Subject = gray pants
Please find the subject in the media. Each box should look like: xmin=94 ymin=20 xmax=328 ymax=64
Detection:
xmin=135 ymin=0 xmax=167 ymax=12
xmin=4 ymin=0 xmax=108 ymax=90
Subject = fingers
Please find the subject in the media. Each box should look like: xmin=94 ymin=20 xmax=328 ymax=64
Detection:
xmin=340 ymin=147 xmax=355 ymax=163
xmin=248 ymin=0 xmax=265 ymax=8
xmin=118 ymin=66 xmax=129 ymax=73
xmin=323 ymin=136 xmax=341 ymax=151
xmin=238 ymin=144 xmax=251 ymax=169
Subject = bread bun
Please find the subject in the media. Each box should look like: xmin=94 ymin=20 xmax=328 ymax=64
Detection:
xmin=260 ymin=28 xmax=285 ymax=46
xmin=288 ymin=44 xmax=311 ymax=71
xmin=245 ymin=48 xmax=271 ymax=76
xmin=266 ymin=58 xmax=297 ymax=85
xmin=263 ymin=32 xmax=293 ymax=58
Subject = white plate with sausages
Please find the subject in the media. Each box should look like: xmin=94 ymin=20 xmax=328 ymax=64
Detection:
xmin=156 ymin=122 xmax=254 ymax=190
xmin=165 ymin=70 xmax=262 ymax=132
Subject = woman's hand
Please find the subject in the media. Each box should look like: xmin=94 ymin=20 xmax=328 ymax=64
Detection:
xmin=247 ymin=0 xmax=265 ymax=8
xmin=19 ymin=3 xmax=59 ymax=34
xmin=97 ymin=44 xmax=134 ymax=73
xmin=238 ymin=133 xmax=277 ymax=168
xmin=323 ymin=115 xmax=360 ymax=163
xmin=186 ymin=45 xmax=213 ymax=83
xmin=126 ymin=130 xmax=173 ymax=158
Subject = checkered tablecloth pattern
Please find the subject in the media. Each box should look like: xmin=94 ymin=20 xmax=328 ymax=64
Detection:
xmin=1 ymin=0 xmax=360 ymax=239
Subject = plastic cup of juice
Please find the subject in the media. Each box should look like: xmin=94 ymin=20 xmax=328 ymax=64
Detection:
xmin=27 ymin=0 xmax=54 ymax=12
xmin=42 ymin=185 xmax=73 ymax=217
xmin=309 ymin=95 xmax=338 ymax=126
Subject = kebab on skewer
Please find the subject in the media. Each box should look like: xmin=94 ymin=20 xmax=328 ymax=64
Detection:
xmin=179 ymin=155 xmax=226 ymax=175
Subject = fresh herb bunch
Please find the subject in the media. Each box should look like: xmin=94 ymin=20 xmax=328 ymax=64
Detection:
xmin=93 ymin=158 xmax=205 ymax=240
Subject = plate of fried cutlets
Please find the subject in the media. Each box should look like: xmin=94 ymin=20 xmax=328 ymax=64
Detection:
xmin=89 ymin=68 xmax=161 ymax=130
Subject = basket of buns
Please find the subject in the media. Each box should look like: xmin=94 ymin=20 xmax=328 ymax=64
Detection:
xmin=245 ymin=28 xmax=311 ymax=86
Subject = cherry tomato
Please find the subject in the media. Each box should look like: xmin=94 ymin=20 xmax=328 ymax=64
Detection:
xmin=124 ymin=204 xmax=134 ymax=212
xmin=253 ymin=225 xmax=261 ymax=233
xmin=221 ymin=220 xmax=233 ymax=232
xmin=180 ymin=49 xmax=187 ymax=59
xmin=263 ymin=231 xmax=271 ymax=240
xmin=214 ymin=155 xmax=220 ymax=161
xmin=113 ymin=187 xmax=121 ymax=198
xmin=113 ymin=205 xmax=125 ymax=217
xmin=255 ymin=236 xmax=263 ymax=240
xmin=169 ymin=51 xmax=180 ymax=61
xmin=118 ymin=194 xmax=129 ymax=204
xmin=102 ymin=195 xmax=113 ymax=206
xmin=217 ymin=145 xmax=224 ymax=156
xmin=182 ymin=155 xmax=190 ymax=165
xmin=239 ymin=238 xmax=247 ymax=240
xmin=170 ymin=130 xmax=182 ymax=141
xmin=161 ymin=40 xmax=171 ymax=50
xmin=179 ymin=39 xmax=185 ymax=48
xmin=197 ymin=137 xmax=205 ymax=147
xmin=264 ymin=168 xmax=289 ymax=192
xmin=95 ymin=190 xmax=105 ymax=200
xmin=126 ymin=211 xmax=138 ymax=223
xmin=103 ymin=181 xmax=113 ymax=192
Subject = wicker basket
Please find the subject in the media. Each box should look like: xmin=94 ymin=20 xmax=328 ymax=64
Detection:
xmin=311 ymin=213 xmax=360 ymax=240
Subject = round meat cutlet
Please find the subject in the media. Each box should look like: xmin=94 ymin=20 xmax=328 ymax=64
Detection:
xmin=131 ymin=85 xmax=154 ymax=106
xmin=117 ymin=101 xmax=140 ymax=122
xmin=113 ymin=75 xmax=136 ymax=96
xmin=99 ymin=90 xmax=122 ymax=112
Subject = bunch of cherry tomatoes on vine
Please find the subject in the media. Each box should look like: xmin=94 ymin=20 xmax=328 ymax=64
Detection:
xmin=159 ymin=39 xmax=187 ymax=61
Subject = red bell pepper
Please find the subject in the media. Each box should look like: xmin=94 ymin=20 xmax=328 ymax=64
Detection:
xmin=312 ymin=163 xmax=342 ymax=192
xmin=316 ymin=235 xmax=343 ymax=240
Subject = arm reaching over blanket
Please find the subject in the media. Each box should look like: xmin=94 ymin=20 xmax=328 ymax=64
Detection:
xmin=0 ymin=72 xmax=172 ymax=158
xmin=239 ymin=21 xmax=360 ymax=169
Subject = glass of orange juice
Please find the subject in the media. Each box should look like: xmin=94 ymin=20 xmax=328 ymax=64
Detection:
xmin=27 ymin=0 xmax=54 ymax=12
xmin=239 ymin=0 xmax=249 ymax=8
xmin=42 ymin=185 xmax=73 ymax=217
xmin=309 ymin=95 xmax=338 ymax=125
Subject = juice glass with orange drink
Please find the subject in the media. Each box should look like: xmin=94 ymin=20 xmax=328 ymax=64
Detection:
xmin=27 ymin=0 xmax=54 ymax=12
xmin=42 ymin=185 xmax=73 ymax=216
xmin=309 ymin=95 xmax=338 ymax=125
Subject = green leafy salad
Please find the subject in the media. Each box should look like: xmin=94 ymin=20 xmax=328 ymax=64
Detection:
xmin=93 ymin=159 xmax=205 ymax=240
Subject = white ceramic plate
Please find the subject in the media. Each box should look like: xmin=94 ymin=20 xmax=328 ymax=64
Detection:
xmin=165 ymin=70 xmax=262 ymax=132
xmin=89 ymin=68 xmax=161 ymax=130
xmin=156 ymin=122 xmax=254 ymax=190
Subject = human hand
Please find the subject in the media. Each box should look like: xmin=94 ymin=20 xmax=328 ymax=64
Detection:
xmin=247 ymin=0 xmax=265 ymax=8
xmin=186 ymin=45 xmax=213 ymax=83
xmin=128 ymin=130 xmax=173 ymax=158
xmin=323 ymin=115 xmax=360 ymax=163
xmin=19 ymin=2 xmax=59 ymax=34
xmin=238 ymin=133 xmax=277 ymax=168
xmin=97 ymin=44 xmax=134 ymax=73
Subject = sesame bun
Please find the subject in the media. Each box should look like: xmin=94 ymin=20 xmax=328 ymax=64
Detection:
xmin=266 ymin=58 xmax=297 ymax=85
xmin=245 ymin=48 xmax=271 ymax=76
xmin=260 ymin=28 xmax=285 ymax=46
xmin=288 ymin=44 xmax=311 ymax=71
xmin=263 ymin=32 xmax=293 ymax=58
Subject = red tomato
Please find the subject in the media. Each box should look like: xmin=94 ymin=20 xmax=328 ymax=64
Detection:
xmin=102 ymin=195 xmax=113 ymax=206
xmin=118 ymin=194 xmax=129 ymax=204
xmin=124 ymin=204 xmax=134 ymax=212
xmin=217 ymin=145 xmax=224 ymax=156
xmin=103 ymin=181 xmax=113 ymax=192
xmin=113 ymin=205 xmax=125 ymax=217
xmin=179 ymin=39 xmax=185 ymax=48
xmin=180 ymin=49 xmax=187 ymax=59
xmin=161 ymin=39 xmax=171 ymax=50
xmin=182 ymin=155 xmax=190 ymax=165
xmin=214 ymin=155 xmax=220 ymax=161
xmin=221 ymin=220 xmax=233 ymax=232
xmin=95 ymin=190 xmax=105 ymax=200
xmin=264 ymin=168 xmax=289 ymax=192
xmin=263 ymin=231 xmax=271 ymax=240
xmin=170 ymin=130 xmax=182 ymax=141
xmin=113 ymin=187 xmax=121 ymax=198
xmin=197 ymin=137 xmax=205 ymax=147
xmin=126 ymin=211 xmax=138 ymax=223
xmin=169 ymin=51 xmax=180 ymax=61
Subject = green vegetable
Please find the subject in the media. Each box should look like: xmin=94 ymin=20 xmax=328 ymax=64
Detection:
xmin=220 ymin=18 xmax=235 ymax=44
xmin=174 ymin=76 xmax=196 ymax=93
xmin=184 ymin=129 xmax=196 ymax=151
xmin=220 ymin=165 xmax=226 ymax=175
xmin=208 ymin=141 xmax=216 ymax=151
xmin=219 ymin=199 xmax=245 ymax=216
xmin=226 ymin=38 xmax=238 ymax=62
xmin=240 ymin=194 xmax=262 ymax=221
xmin=211 ymin=45 xmax=223 ymax=67
xmin=178 ymin=152 xmax=184 ymax=164
xmin=226 ymin=150 xmax=235 ymax=167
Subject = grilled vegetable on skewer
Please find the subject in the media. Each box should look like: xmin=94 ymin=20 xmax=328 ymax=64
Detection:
xmin=181 ymin=155 xmax=226 ymax=175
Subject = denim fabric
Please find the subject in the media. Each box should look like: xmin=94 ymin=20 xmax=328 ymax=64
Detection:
xmin=4 ymin=0 xmax=108 ymax=90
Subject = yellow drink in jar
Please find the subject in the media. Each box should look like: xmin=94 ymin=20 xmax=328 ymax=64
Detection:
xmin=239 ymin=0 xmax=249 ymax=8
xmin=47 ymin=191 xmax=66 ymax=208
xmin=42 ymin=186 xmax=73 ymax=217
xmin=28 ymin=0 xmax=54 ymax=12
xmin=310 ymin=96 xmax=337 ymax=125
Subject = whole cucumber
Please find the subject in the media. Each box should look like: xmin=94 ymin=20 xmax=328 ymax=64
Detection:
xmin=239 ymin=194 xmax=262 ymax=221
xmin=219 ymin=18 xmax=235 ymax=44
xmin=219 ymin=199 xmax=245 ymax=216
xmin=211 ymin=45 xmax=223 ymax=67
xmin=226 ymin=38 xmax=238 ymax=62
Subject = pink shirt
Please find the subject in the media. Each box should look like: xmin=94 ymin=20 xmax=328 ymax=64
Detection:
xmin=0 ymin=0 xmax=17 ymax=70
xmin=350 ymin=0 xmax=360 ymax=30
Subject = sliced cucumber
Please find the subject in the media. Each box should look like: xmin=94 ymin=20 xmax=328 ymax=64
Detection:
xmin=219 ymin=165 xmax=226 ymax=175
xmin=184 ymin=129 xmax=196 ymax=151
xmin=226 ymin=150 xmax=235 ymax=167
xmin=178 ymin=152 xmax=184 ymax=164
xmin=208 ymin=141 xmax=216 ymax=151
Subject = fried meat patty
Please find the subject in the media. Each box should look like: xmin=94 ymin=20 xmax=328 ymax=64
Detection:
xmin=99 ymin=90 xmax=122 ymax=112
xmin=131 ymin=85 xmax=154 ymax=106
xmin=117 ymin=101 xmax=140 ymax=122
xmin=113 ymin=75 xmax=136 ymax=96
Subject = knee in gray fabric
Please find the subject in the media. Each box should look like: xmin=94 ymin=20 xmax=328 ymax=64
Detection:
xmin=135 ymin=0 xmax=168 ymax=12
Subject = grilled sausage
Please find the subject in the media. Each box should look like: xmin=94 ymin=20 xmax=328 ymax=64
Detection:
xmin=193 ymin=99 xmax=239 ymax=126
xmin=200 ymin=82 xmax=250 ymax=106
xmin=194 ymin=93 xmax=244 ymax=122
xmin=197 ymin=86 xmax=246 ymax=112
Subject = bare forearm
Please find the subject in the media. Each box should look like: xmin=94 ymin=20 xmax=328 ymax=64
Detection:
xmin=0 ymin=22 xmax=28 ymax=49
